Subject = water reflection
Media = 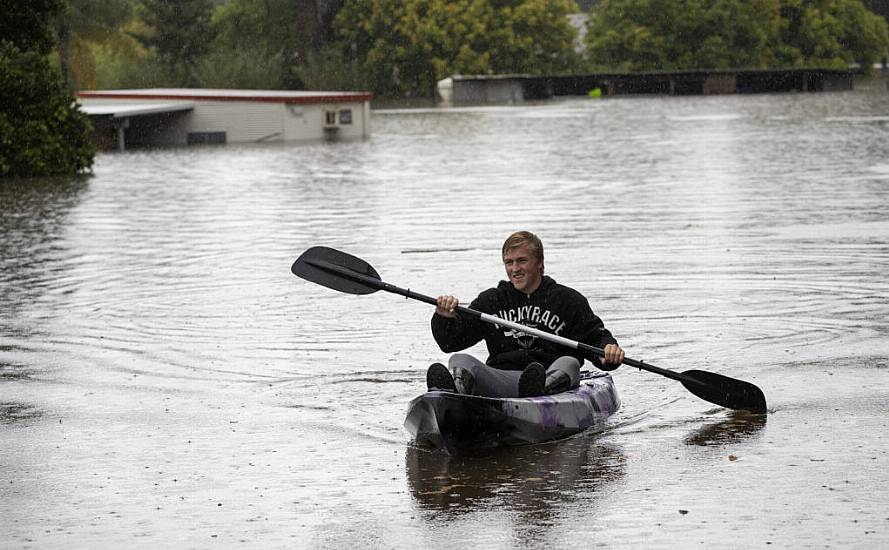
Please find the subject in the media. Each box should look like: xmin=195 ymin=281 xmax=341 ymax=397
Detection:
xmin=684 ymin=411 xmax=767 ymax=446
xmin=0 ymin=176 xmax=89 ymax=317
xmin=0 ymin=403 xmax=42 ymax=425
xmin=0 ymin=360 xmax=32 ymax=381
xmin=1 ymin=177 xmax=88 ymax=425
xmin=406 ymin=436 xmax=625 ymax=541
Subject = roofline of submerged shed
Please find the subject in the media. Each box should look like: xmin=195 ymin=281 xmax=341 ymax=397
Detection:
xmin=77 ymin=90 xmax=374 ymax=105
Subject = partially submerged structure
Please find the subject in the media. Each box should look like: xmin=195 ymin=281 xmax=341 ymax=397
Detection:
xmin=437 ymin=69 xmax=855 ymax=104
xmin=77 ymin=89 xmax=373 ymax=150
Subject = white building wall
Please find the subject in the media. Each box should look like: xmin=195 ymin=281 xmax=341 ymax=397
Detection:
xmin=191 ymin=101 xmax=284 ymax=142
xmin=80 ymin=93 xmax=371 ymax=147
xmin=168 ymin=101 xmax=369 ymax=144
xmin=282 ymin=104 xmax=313 ymax=140
xmin=286 ymin=102 xmax=369 ymax=141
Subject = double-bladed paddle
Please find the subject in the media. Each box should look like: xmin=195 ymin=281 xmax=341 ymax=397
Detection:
xmin=291 ymin=246 xmax=768 ymax=413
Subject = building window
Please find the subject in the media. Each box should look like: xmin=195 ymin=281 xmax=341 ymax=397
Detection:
xmin=338 ymin=109 xmax=353 ymax=125
xmin=187 ymin=131 xmax=226 ymax=145
xmin=325 ymin=111 xmax=337 ymax=126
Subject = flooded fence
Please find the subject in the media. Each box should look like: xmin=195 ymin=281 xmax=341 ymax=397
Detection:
xmin=438 ymin=68 xmax=855 ymax=103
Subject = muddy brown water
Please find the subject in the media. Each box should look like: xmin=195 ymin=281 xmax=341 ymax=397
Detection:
xmin=2 ymin=79 xmax=889 ymax=548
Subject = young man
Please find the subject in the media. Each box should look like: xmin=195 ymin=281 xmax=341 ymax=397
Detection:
xmin=426 ymin=231 xmax=625 ymax=397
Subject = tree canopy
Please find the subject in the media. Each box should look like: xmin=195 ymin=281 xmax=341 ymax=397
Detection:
xmin=207 ymin=0 xmax=313 ymax=89
xmin=334 ymin=0 xmax=582 ymax=97
xmin=0 ymin=0 xmax=66 ymax=54
xmin=55 ymin=0 xmax=135 ymax=88
xmin=131 ymin=0 xmax=216 ymax=86
xmin=21 ymin=0 xmax=889 ymax=98
xmin=1 ymin=0 xmax=94 ymax=178
xmin=585 ymin=0 xmax=889 ymax=72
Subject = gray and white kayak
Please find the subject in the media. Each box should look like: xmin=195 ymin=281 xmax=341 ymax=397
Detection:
xmin=404 ymin=371 xmax=620 ymax=454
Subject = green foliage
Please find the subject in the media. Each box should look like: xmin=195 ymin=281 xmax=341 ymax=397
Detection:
xmin=585 ymin=0 xmax=889 ymax=71
xmin=207 ymin=0 xmax=345 ymax=89
xmin=131 ymin=0 xmax=216 ymax=86
xmin=0 ymin=42 xmax=94 ymax=177
xmin=290 ymin=46 xmax=362 ymax=92
xmin=0 ymin=0 xmax=66 ymax=54
xmin=90 ymin=40 xmax=176 ymax=88
xmin=864 ymin=0 xmax=889 ymax=19
xmin=208 ymin=0 xmax=300 ymax=88
xmin=55 ymin=0 xmax=137 ymax=88
xmin=62 ymin=0 xmax=133 ymax=39
xmin=585 ymin=0 xmax=781 ymax=70
xmin=193 ymin=46 xmax=288 ymax=89
xmin=334 ymin=0 xmax=581 ymax=97
xmin=212 ymin=0 xmax=296 ymax=54
xmin=43 ymin=0 xmax=889 ymax=98
xmin=0 ymin=0 xmax=94 ymax=177
xmin=776 ymin=0 xmax=889 ymax=69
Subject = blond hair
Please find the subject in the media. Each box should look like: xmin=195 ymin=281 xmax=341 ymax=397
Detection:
xmin=502 ymin=231 xmax=544 ymax=263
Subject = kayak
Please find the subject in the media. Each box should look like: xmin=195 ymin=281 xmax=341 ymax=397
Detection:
xmin=404 ymin=371 xmax=620 ymax=454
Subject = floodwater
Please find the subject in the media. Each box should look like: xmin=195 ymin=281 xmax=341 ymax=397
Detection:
xmin=2 ymin=78 xmax=889 ymax=549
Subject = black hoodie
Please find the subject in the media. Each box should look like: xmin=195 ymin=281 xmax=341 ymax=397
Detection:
xmin=431 ymin=276 xmax=618 ymax=370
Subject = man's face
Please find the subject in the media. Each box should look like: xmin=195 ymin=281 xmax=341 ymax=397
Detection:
xmin=503 ymin=245 xmax=543 ymax=295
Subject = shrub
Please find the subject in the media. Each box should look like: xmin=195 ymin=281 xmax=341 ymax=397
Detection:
xmin=0 ymin=42 xmax=94 ymax=178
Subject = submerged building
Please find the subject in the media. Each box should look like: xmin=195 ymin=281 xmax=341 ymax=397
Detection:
xmin=77 ymin=88 xmax=373 ymax=150
xmin=437 ymin=69 xmax=856 ymax=104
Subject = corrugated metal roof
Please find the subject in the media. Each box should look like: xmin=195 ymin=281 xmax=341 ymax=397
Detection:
xmin=77 ymin=88 xmax=373 ymax=104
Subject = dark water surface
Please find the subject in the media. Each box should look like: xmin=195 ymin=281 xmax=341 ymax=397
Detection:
xmin=3 ymin=78 xmax=889 ymax=548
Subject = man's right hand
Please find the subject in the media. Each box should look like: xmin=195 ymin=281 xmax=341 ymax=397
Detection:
xmin=435 ymin=295 xmax=460 ymax=318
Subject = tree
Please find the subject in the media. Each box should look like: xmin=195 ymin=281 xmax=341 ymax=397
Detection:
xmin=334 ymin=0 xmax=581 ymax=98
xmin=204 ymin=0 xmax=347 ymax=89
xmin=863 ymin=0 xmax=889 ymax=23
xmin=776 ymin=0 xmax=889 ymax=69
xmin=203 ymin=0 xmax=298 ymax=88
xmin=1 ymin=0 xmax=94 ymax=178
xmin=131 ymin=0 xmax=216 ymax=86
xmin=585 ymin=0 xmax=785 ymax=71
xmin=54 ymin=0 xmax=136 ymax=88
xmin=0 ymin=0 xmax=65 ymax=55
xmin=585 ymin=0 xmax=889 ymax=72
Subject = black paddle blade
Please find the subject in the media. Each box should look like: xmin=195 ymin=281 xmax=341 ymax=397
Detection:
xmin=680 ymin=370 xmax=768 ymax=413
xmin=291 ymin=246 xmax=382 ymax=295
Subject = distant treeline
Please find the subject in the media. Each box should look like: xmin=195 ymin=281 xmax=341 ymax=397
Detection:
xmin=57 ymin=0 xmax=889 ymax=98
xmin=587 ymin=0 xmax=889 ymax=73
xmin=2 ymin=0 xmax=889 ymax=178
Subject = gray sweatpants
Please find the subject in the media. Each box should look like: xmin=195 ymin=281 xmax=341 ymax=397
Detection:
xmin=448 ymin=353 xmax=581 ymax=398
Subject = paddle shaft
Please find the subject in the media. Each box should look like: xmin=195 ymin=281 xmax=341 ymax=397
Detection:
xmin=307 ymin=257 xmax=690 ymax=383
